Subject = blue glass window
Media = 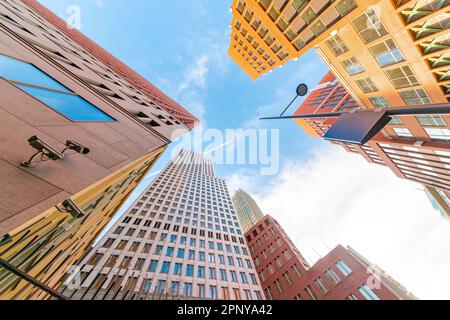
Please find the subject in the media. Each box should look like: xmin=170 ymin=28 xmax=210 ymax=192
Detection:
xmin=0 ymin=54 xmax=113 ymax=122
xmin=0 ymin=54 xmax=68 ymax=91
xmin=17 ymin=85 xmax=114 ymax=122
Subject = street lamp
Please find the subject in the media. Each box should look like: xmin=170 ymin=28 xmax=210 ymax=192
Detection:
xmin=260 ymin=85 xmax=450 ymax=145
xmin=278 ymin=84 xmax=309 ymax=118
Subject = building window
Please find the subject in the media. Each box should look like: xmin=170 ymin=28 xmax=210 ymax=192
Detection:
xmin=416 ymin=115 xmax=446 ymax=127
xmin=370 ymin=39 xmax=404 ymax=67
xmin=209 ymin=286 xmax=218 ymax=299
xmin=265 ymin=287 xmax=273 ymax=300
xmin=291 ymin=0 xmax=308 ymax=13
xmin=347 ymin=294 xmax=359 ymax=300
xmin=0 ymin=54 xmax=114 ymax=122
xmin=161 ymin=261 xmax=171 ymax=274
xmin=335 ymin=259 xmax=352 ymax=276
xmin=315 ymin=278 xmax=329 ymax=295
xmin=156 ymin=280 xmax=166 ymax=294
xmin=198 ymin=284 xmax=206 ymax=298
xmin=352 ymin=9 xmax=388 ymax=44
xmin=184 ymin=282 xmax=193 ymax=297
xmin=359 ymin=284 xmax=380 ymax=300
xmin=389 ymin=116 xmax=404 ymax=125
xmin=325 ymin=268 xmax=341 ymax=285
xmin=369 ymin=96 xmax=390 ymax=108
xmin=274 ymin=279 xmax=283 ymax=293
xmin=325 ymin=34 xmax=349 ymax=56
xmin=385 ymin=65 xmax=419 ymax=89
xmin=334 ymin=0 xmax=357 ymax=16
xmin=310 ymin=19 xmax=326 ymax=36
xmin=425 ymin=128 xmax=450 ymax=141
xmin=341 ymin=57 xmax=365 ymax=75
xmin=393 ymin=128 xmax=413 ymax=138
xmin=355 ymin=78 xmax=378 ymax=93
xmin=301 ymin=6 xmax=317 ymax=25
xmin=282 ymin=272 xmax=292 ymax=286
xmin=304 ymin=285 xmax=317 ymax=300
xmin=399 ymin=89 xmax=432 ymax=105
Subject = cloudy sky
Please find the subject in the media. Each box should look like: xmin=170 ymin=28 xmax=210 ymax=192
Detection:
xmin=40 ymin=0 xmax=450 ymax=300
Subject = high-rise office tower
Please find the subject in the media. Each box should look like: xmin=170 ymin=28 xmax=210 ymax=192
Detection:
xmin=246 ymin=215 xmax=417 ymax=300
xmin=62 ymin=150 xmax=264 ymax=300
xmin=0 ymin=0 xmax=197 ymax=300
xmin=232 ymin=189 xmax=265 ymax=233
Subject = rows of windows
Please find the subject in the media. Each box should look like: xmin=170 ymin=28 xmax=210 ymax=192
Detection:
xmin=324 ymin=8 xmax=436 ymax=113
xmin=232 ymin=0 xmax=358 ymax=76
xmin=267 ymin=259 xmax=353 ymax=300
xmin=88 ymin=274 xmax=263 ymax=300
xmin=0 ymin=54 xmax=114 ymax=121
xmin=0 ymin=0 xmax=182 ymax=127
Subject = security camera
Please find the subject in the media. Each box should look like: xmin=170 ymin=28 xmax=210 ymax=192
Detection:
xmin=56 ymin=199 xmax=85 ymax=218
xmin=21 ymin=136 xmax=64 ymax=167
xmin=63 ymin=140 xmax=90 ymax=155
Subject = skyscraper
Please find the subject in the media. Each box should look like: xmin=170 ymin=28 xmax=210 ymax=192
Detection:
xmin=0 ymin=0 xmax=197 ymax=300
xmin=62 ymin=150 xmax=264 ymax=300
xmin=232 ymin=189 xmax=265 ymax=233
xmin=246 ymin=215 xmax=417 ymax=300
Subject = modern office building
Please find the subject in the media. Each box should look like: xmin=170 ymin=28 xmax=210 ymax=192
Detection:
xmin=232 ymin=189 xmax=265 ymax=233
xmin=0 ymin=0 xmax=197 ymax=300
xmin=228 ymin=0 xmax=381 ymax=79
xmin=229 ymin=0 xmax=450 ymax=197
xmin=295 ymin=71 xmax=450 ymax=207
xmin=246 ymin=215 xmax=417 ymax=300
xmin=61 ymin=150 xmax=264 ymax=300
xmin=293 ymin=71 xmax=361 ymax=138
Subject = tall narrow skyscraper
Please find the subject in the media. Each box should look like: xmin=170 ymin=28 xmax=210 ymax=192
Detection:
xmin=232 ymin=189 xmax=265 ymax=234
xmin=63 ymin=150 xmax=264 ymax=300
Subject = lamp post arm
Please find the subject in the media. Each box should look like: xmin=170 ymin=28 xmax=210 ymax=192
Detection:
xmin=279 ymin=95 xmax=299 ymax=117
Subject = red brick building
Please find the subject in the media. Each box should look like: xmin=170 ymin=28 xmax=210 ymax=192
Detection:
xmin=246 ymin=215 xmax=416 ymax=300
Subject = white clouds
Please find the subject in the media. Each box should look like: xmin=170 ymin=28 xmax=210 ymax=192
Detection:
xmin=225 ymin=142 xmax=450 ymax=300
xmin=178 ymin=55 xmax=209 ymax=92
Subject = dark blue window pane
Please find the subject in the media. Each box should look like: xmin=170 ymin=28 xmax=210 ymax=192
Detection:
xmin=17 ymin=84 xmax=114 ymax=122
xmin=0 ymin=54 xmax=70 ymax=92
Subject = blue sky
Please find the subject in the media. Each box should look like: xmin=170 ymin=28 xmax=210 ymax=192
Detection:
xmin=40 ymin=0 xmax=327 ymax=179
xmin=39 ymin=0 xmax=450 ymax=299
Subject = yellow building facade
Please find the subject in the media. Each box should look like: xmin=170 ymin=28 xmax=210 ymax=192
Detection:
xmin=0 ymin=146 xmax=165 ymax=300
xmin=228 ymin=0 xmax=380 ymax=79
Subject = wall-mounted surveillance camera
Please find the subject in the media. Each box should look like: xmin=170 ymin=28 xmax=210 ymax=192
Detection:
xmin=62 ymin=140 xmax=90 ymax=155
xmin=56 ymin=199 xmax=85 ymax=219
xmin=21 ymin=136 xmax=64 ymax=168
xmin=21 ymin=136 xmax=91 ymax=168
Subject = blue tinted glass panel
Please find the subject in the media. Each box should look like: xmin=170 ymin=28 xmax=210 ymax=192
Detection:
xmin=0 ymin=55 xmax=70 ymax=92
xmin=17 ymin=84 xmax=114 ymax=122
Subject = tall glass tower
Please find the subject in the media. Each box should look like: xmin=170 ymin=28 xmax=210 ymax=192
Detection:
xmin=63 ymin=150 xmax=264 ymax=300
xmin=232 ymin=189 xmax=265 ymax=234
